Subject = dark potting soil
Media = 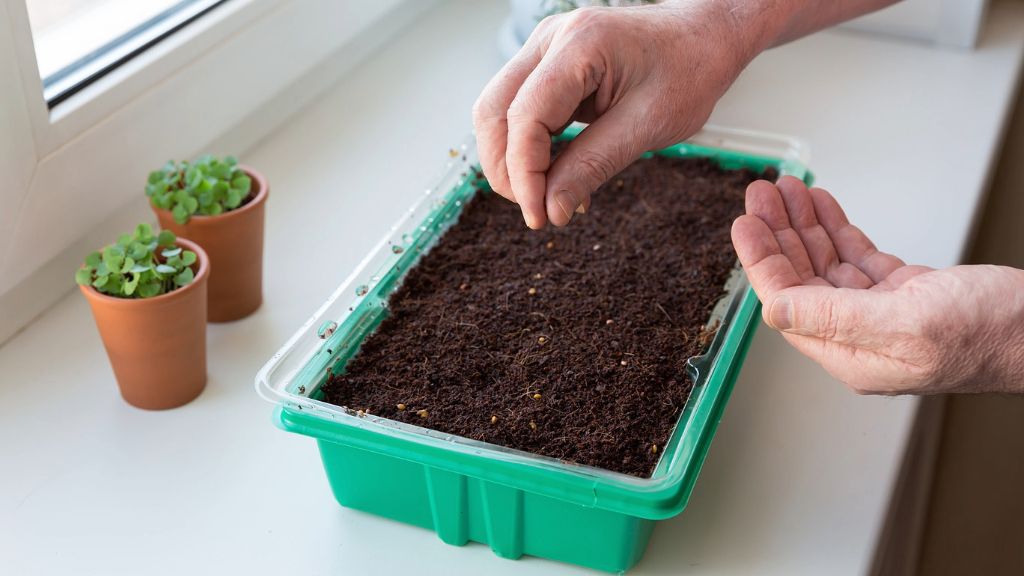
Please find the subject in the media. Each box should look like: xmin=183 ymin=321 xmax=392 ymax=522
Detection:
xmin=321 ymin=152 xmax=776 ymax=477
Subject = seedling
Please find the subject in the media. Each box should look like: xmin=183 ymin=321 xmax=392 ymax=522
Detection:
xmin=146 ymin=155 xmax=252 ymax=224
xmin=75 ymin=224 xmax=197 ymax=298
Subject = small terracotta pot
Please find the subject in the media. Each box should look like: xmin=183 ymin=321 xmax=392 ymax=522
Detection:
xmin=81 ymin=239 xmax=209 ymax=410
xmin=152 ymin=166 xmax=268 ymax=322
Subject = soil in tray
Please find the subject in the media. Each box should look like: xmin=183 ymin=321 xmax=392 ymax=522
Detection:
xmin=321 ymin=151 xmax=776 ymax=477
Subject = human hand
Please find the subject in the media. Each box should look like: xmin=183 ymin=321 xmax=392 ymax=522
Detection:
xmin=473 ymin=1 xmax=757 ymax=228
xmin=731 ymin=176 xmax=1024 ymax=394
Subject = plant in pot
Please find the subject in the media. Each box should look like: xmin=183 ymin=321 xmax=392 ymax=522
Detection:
xmin=147 ymin=154 xmax=268 ymax=322
xmin=76 ymin=224 xmax=209 ymax=410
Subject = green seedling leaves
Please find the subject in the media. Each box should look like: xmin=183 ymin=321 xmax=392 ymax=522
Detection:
xmin=157 ymin=229 xmax=176 ymax=247
xmin=174 ymin=267 xmax=194 ymax=287
xmin=76 ymin=223 xmax=198 ymax=299
xmin=146 ymin=155 xmax=252 ymax=223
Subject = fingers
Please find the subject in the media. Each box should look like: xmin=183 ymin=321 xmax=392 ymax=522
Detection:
xmin=505 ymin=39 xmax=603 ymax=229
xmin=775 ymin=177 xmax=873 ymax=289
xmin=808 ymin=186 xmax=906 ymax=283
xmin=731 ymin=214 xmax=806 ymax=298
xmin=472 ymin=17 xmax=556 ymax=204
xmin=543 ymin=99 xmax=648 ymax=226
xmin=744 ymin=180 xmax=817 ymax=282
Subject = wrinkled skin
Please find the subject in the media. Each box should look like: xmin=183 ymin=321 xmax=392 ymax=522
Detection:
xmin=732 ymin=177 xmax=1024 ymax=394
xmin=473 ymin=0 xmax=1024 ymax=394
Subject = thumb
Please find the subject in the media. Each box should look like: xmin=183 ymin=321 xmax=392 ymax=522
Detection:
xmin=544 ymin=100 xmax=656 ymax=226
xmin=764 ymin=285 xmax=889 ymax=345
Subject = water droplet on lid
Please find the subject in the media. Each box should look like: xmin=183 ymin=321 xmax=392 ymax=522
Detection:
xmin=401 ymin=233 xmax=412 ymax=244
xmin=391 ymin=245 xmax=404 ymax=254
xmin=317 ymin=321 xmax=338 ymax=339
xmin=424 ymin=188 xmax=432 ymax=195
xmin=355 ymin=285 xmax=369 ymax=296
xmin=455 ymin=200 xmax=462 ymax=207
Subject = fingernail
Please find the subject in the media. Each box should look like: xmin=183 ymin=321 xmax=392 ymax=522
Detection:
xmin=768 ymin=296 xmax=793 ymax=330
xmin=554 ymin=189 xmax=580 ymax=221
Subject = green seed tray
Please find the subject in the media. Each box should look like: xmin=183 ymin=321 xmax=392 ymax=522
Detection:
xmin=256 ymin=124 xmax=811 ymax=572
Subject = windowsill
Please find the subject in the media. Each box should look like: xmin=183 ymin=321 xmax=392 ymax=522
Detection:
xmin=2 ymin=1 xmax=1024 ymax=574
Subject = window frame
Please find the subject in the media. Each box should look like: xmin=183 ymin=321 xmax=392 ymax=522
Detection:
xmin=0 ymin=0 xmax=426 ymax=343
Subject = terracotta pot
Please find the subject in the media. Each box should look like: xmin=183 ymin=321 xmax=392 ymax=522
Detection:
xmin=152 ymin=166 xmax=268 ymax=322
xmin=81 ymin=239 xmax=209 ymax=410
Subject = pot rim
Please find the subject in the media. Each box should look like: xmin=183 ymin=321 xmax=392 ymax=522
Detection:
xmin=149 ymin=165 xmax=268 ymax=226
xmin=79 ymin=237 xmax=209 ymax=307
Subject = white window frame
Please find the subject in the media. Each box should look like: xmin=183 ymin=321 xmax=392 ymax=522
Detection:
xmin=0 ymin=0 xmax=433 ymax=343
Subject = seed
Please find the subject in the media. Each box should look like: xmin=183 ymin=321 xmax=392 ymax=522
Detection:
xmin=545 ymin=241 xmax=554 ymax=250
xmin=448 ymin=148 xmax=458 ymax=157
xmin=533 ymin=393 xmax=542 ymax=400
xmin=356 ymin=410 xmax=365 ymax=417
xmin=459 ymin=283 xmax=468 ymax=290
xmin=651 ymin=444 xmax=658 ymax=454
xmin=528 ymin=287 xmax=537 ymax=296
xmin=592 ymin=244 xmax=601 ymax=251
xmin=534 ymin=272 xmax=543 ymax=279
xmin=397 ymin=403 xmax=406 ymax=411
xmin=529 ymin=420 xmax=537 ymax=430
xmin=417 ymin=409 xmax=429 ymax=418
xmin=538 ymin=336 xmax=547 ymax=344
xmin=615 ymin=179 xmax=624 ymax=188
xmin=490 ymin=415 xmax=497 ymax=424
xmin=606 ymin=319 xmax=614 ymax=325
xmin=620 ymin=360 xmax=628 ymax=366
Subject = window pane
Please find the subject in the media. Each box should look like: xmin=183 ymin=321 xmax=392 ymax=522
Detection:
xmin=25 ymin=0 xmax=226 ymax=107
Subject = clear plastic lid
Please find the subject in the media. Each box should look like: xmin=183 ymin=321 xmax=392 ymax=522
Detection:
xmin=255 ymin=124 xmax=810 ymax=486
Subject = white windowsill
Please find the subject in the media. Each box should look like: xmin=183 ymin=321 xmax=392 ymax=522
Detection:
xmin=2 ymin=1 xmax=1024 ymax=575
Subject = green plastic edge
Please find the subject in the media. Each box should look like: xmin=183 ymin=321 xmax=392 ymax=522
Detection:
xmin=276 ymin=125 xmax=812 ymax=521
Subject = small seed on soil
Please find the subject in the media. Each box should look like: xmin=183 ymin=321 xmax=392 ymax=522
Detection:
xmin=606 ymin=319 xmax=614 ymax=325
xmin=651 ymin=444 xmax=658 ymax=454
xmin=490 ymin=415 xmax=497 ymax=424
xmin=529 ymin=420 xmax=537 ymax=430
xmin=545 ymin=241 xmax=554 ymax=250
xmin=534 ymin=272 xmax=543 ymax=279
xmin=592 ymin=244 xmax=601 ymax=251
xmin=459 ymin=283 xmax=469 ymax=291
xmin=615 ymin=179 xmax=624 ymax=188
xmin=538 ymin=336 xmax=547 ymax=344
xmin=620 ymin=360 xmax=628 ymax=366
xmin=397 ymin=403 xmax=406 ymax=411
xmin=417 ymin=409 xmax=429 ymax=418
xmin=356 ymin=410 xmax=365 ymax=417
xmin=533 ymin=393 xmax=542 ymax=400
xmin=528 ymin=287 xmax=537 ymax=295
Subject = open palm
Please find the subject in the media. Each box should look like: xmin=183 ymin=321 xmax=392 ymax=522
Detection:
xmin=731 ymin=176 xmax=1024 ymax=394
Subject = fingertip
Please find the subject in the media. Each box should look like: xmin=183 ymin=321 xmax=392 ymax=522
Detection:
xmin=522 ymin=206 xmax=546 ymax=230
xmin=775 ymin=175 xmax=808 ymax=192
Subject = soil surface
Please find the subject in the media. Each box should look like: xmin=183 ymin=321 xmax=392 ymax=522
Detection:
xmin=322 ymin=152 xmax=775 ymax=477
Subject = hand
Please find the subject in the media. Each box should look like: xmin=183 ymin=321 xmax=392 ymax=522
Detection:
xmin=731 ymin=176 xmax=1024 ymax=394
xmin=473 ymin=1 xmax=756 ymax=228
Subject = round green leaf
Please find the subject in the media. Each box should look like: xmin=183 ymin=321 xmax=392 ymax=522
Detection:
xmin=157 ymin=230 xmax=176 ymax=247
xmin=124 ymin=272 xmax=140 ymax=296
xmin=161 ymin=247 xmax=182 ymax=258
xmin=174 ymin=267 xmax=194 ymax=287
xmin=92 ymin=275 xmax=109 ymax=289
xmin=85 ymin=251 xmax=101 ymax=267
xmin=172 ymin=204 xmax=189 ymax=224
xmin=75 ymin=268 xmax=93 ymax=285
xmin=155 ymin=264 xmax=176 ymax=274
xmin=138 ymin=282 xmax=162 ymax=298
xmin=180 ymin=251 xmax=197 ymax=267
